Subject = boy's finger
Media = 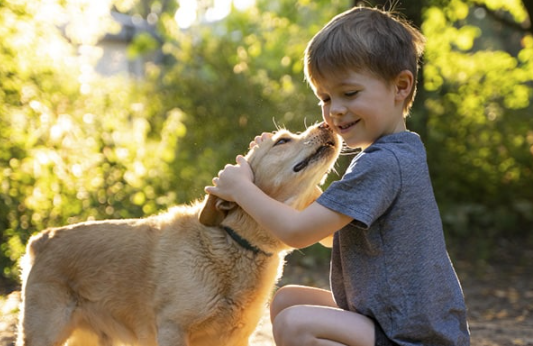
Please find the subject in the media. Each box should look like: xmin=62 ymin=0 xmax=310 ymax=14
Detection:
xmin=249 ymin=137 xmax=261 ymax=148
xmin=249 ymin=132 xmax=274 ymax=148
xmin=236 ymin=155 xmax=246 ymax=165
xmin=261 ymin=132 xmax=273 ymax=141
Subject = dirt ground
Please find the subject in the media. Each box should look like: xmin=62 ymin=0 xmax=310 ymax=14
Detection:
xmin=1 ymin=239 xmax=532 ymax=346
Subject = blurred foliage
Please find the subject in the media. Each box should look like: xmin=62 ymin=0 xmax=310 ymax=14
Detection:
xmin=1 ymin=0 xmax=532 ymax=284
xmin=420 ymin=0 xmax=533 ymax=253
xmin=0 ymin=0 xmax=187 ymax=280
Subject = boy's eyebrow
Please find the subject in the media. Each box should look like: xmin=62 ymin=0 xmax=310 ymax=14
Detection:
xmin=318 ymin=80 xmax=364 ymax=90
xmin=337 ymin=81 xmax=363 ymax=87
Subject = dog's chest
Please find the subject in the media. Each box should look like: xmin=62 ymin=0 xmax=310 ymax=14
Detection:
xmin=185 ymin=256 xmax=280 ymax=344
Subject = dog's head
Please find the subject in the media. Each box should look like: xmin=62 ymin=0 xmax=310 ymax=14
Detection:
xmin=199 ymin=123 xmax=341 ymax=227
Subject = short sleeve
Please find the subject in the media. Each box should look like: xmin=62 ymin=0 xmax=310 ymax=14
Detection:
xmin=317 ymin=149 xmax=401 ymax=229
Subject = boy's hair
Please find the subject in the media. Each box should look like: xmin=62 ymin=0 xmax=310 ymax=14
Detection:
xmin=304 ymin=6 xmax=426 ymax=115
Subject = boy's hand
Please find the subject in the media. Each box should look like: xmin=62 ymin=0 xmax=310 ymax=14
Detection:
xmin=206 ymin=131 xmax=271 ymax=202
xmin=205 ymin=155 xmax=254 ymax=202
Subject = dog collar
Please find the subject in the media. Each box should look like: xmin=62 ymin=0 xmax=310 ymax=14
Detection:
xmin=222 ymin=226 xmax=272 ymax=257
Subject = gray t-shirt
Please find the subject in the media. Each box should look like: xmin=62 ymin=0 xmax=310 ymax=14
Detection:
xmin=317 ymin=131 xmax=469 ymax=345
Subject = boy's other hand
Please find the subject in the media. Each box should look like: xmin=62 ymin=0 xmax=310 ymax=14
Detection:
xmin=250 ymin=132 xmax=273 ymax=148
xmin=205 ymin=155 xmax=254 ymax=202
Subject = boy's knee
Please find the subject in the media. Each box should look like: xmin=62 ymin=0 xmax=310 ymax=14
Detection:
xmin=270 ymin=285 xmax=300 ymax=322
xmin=272 ymin=306 xmax=314 ymax=345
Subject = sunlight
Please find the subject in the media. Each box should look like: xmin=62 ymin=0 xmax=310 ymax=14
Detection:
xmin=206 ymin=0 xmax=232 ymax=22
xmin=64 ymin=0 xmax=115 ymax=45
xmin=174 ymin=0 xmax=198 ymax=29
xmin=175 ymin=0 xmax=256 ymax=29
xmin=233 ymin=0 xmax=255 ymax=11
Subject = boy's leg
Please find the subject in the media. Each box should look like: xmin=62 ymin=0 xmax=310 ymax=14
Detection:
xmin=270 ymin=285 xmax=337 ymax=322
xmin=273 ymin=305 xmax=375 ymax=346
xmin=271 ymin=285 xmax=375 ymax=346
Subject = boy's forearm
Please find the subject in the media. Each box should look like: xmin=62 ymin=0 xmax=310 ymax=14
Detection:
xmin=231 ymin=180 xmax=350 ymax=248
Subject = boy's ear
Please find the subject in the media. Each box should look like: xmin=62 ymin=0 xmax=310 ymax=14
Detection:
xmin=394 ymin=70 xmax=414 ymax=101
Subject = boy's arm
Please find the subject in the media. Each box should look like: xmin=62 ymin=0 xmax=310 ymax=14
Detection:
xmin=205 ymin=156 xmax=352 ymax=249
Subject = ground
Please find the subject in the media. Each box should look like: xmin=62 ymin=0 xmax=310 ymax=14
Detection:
xmin=1 ymin=239 xmax=532 ymax=346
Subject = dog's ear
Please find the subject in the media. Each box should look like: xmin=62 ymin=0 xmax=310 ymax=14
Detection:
xmin=198 ymin=194 xmax=236 ymax=226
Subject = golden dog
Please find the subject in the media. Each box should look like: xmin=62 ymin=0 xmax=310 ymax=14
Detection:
xmin=17 ymin=123 xmax=341 ymax=346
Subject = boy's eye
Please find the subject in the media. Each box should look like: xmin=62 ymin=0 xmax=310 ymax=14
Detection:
xmin=274 ymin=138 xmax=291 ymax=146
xmin=318 ymin=97 xmax=330 ymax=106
xmin=345 ymin=91 xmax=359 ymax=97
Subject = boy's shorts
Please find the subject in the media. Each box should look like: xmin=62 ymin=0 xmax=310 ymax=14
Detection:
xmin=374 ymin=320 xmax=399 ymax=346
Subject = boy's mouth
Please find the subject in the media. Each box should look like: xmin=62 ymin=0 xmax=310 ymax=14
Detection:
xmin=337 ymin=120 xmax=360 ymax=132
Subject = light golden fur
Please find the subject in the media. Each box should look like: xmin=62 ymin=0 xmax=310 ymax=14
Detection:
xmin=17 ymin=123 xmax=341 ymax=346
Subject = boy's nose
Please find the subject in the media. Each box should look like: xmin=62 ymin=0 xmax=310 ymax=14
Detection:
xmin=329 ymin=102 xmax=347 ymax=117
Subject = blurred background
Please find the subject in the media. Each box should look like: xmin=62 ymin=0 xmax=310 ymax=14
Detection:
xmin=0 ymin=0 xmax=532 ymax=289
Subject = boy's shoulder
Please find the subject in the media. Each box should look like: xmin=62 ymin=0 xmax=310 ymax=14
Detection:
xmin=371 ymin=131 xmax=422 ymax=149
xmin=345 ymin=131 xmax=428 ymax=181
xmin=366 ymin=131 xmax=426 ymax=162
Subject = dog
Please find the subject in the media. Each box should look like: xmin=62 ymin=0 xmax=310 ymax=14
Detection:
xmin=16 ymin=123 xmax=341 ymax=346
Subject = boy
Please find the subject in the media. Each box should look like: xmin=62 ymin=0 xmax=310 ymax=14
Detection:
xmin=206 ymin=6 xmax=469 ymax=346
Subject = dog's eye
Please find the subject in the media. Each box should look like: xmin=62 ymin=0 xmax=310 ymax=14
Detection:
xmin=274 ymin=138 xmax=291 ymax=146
